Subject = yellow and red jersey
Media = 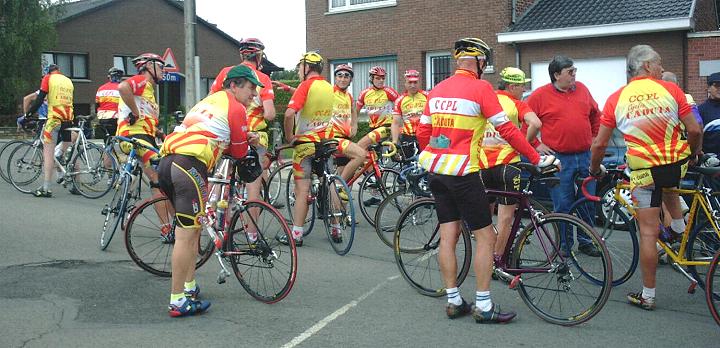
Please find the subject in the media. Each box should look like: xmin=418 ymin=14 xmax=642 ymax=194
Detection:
xmin=393 ymin=90 xmax=428 ymax=136
xmin=331 ymin=86 xmax=354 ymax=138
xmin=478 ymin=90 xmax=533 ymax=168
xmin=602 ymin=76 xmax=692 ymax=170
xmin=95 ymin=81 xmax=120 ymax=119
xmin=288 ymin=76 xmax=335 ymax=143
xmin=40 ymin=71 xmax=74 ymax=122
xmin=210 ymin=63 xmax=274 ymax=131
xmin=161 ymin=91 xmax=249 ymax=169
xmin=117 ymin=75 xmax=159 ymax=137
xmin=357 ymin=86 xmax=399 ymax=128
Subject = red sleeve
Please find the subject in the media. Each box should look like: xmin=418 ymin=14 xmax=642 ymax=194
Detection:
xmin=225 ymin=92 xmax=249 ymax=158
xmin=40 ymin=75 xmax=51 ymax=93
xmin=356 ymin=88 xmax=368 ymax=109
xmin=601 ymin=90 xmax=620 ymax=129
xmin=258 ymin=72 xmax=274 ymax=101
xmin=416 ymin=101 xmax=432 ymax=150
xmin=514 ymin=100 xmax=532 ymax=123
xmin=393 ymin=95 xmax=404 ymax=115
xmin=288 ymin=80 xmax=310 ymax=111
xmin=384 ymin=87 xmax=400 ymax=102
xmin=477 ymin=82 xmax=504 ymax=120
xmin=665 ymin=82 xmax=692 ymax=117
xmin=210 ymin=67 xmax=231 ymax=94
xmin=127 ymin=75 xmax=147 ymax=96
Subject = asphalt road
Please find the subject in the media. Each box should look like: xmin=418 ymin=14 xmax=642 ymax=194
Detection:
xmin=0 ymin=174 xmax=718 ymax=348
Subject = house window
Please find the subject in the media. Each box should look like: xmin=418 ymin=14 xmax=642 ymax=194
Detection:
xmin=113 ymin=55 xmax=139 ymax=76
xmin=425 ymin=50 xmax=495 ymax=89
xmin=328 ymin=0 xmax=396 ymax=13
xmin=42 ymin=52 xmax=88 ymax=79
xmin=330 ymin=57 xmax=397 ymax=120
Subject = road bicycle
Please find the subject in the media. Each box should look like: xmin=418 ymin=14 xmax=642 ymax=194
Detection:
xmin=0 ymin=118 xmax=45 ymax=184
xmin=706 ymin=249 xmax=720 ymax=326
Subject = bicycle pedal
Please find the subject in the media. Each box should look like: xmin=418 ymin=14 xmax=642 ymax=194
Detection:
xmin=508 ymin=275 xmax=522 ymax=290
xmin=688 ymin=281 xmax=697 ymax=294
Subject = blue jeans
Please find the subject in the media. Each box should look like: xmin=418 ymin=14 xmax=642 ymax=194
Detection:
xmin=551 ymin=151 xmax=596 ymax=249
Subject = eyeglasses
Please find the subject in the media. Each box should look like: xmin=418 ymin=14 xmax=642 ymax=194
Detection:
xmin=335 ymin=72 xmax=351 ymax=78
xmin=563 ymin=67 xmax=577 ymax=75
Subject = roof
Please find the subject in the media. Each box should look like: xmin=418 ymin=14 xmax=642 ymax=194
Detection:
xmin=510 ymin=0 xmax=695 ymax=32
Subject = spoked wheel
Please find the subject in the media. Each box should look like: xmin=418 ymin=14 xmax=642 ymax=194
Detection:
xmin=70 ymin=143 xmax=118 ymax=199
xmin=687 ymin=219 xmax=720 ymax=290
xmin=358 ymin=168 xmax=401 ymax=227
xmin=125 ymin=195 xmax=214 ymax=277
xmin=0 ymin=140 xmax=29 ymax=183
xmin=7 ymin=142 xmax=44 ymax=194
xmin=265 ymin=161 xmax=290 ymax=207
xmin=323 ymin=176 xmax=356 ymax=255
xmin=394 ymin=198 xmax=471 ymax=297
xmin=99 ymin=176 xmax=129 ymax=250
xmin=284 ymin=169 xmax=316 ymax=236
xmin=510 ymin=213 xmax=612 ymax=326
xmin=374 ymin=187 xmax=416 ymax=249
xmin=706 ymin=250 xmax=720 ymax=326
xmin=227 ymin=200 xmax=297 ymax=303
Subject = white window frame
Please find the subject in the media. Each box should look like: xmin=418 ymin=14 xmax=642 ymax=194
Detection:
xmin=42 ymin=51 xmax=89 ymax=80
xmin=327 ymin=0 xmax=397 ymax=14
xmin=425 ymin=51 xmax=452 ymax=90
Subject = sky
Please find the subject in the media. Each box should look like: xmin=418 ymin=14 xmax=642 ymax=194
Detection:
xmin=195 ymin=1 xmax=306 ymax=70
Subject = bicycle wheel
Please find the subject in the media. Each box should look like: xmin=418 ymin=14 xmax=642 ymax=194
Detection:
xmin=99 ymin=175 xmax=130 ymax=250
xmin=374 ymin=187 xmax=415 ymax=248
xmin=7 ymin=142 xmax=44 ymax=194
xmin=284 ymin=168 xmax=316 ymax=236
xmin=687 ymin=218 xmax=720 ymax=290
xmin=510 ymin=213 xmax=612 ymax=326
xmin=0 ymin=140 xmax=29 ymax=183
xmin=323 ymin=175 xmax=356 ymax=255
xmin=357 ymin=167 xmax=401 ymax=227
xmin=227 ymin=200 xmax=297 ymax=303
xmin=125 ymin=195 xmax=214 ymax=277
xmin=706 ymin=250 xmax=720 ymax=326
xmin=70 ymin=143 xmax=118 ymax=199
xmin=394 ymin=198 xmax=472 ymax=297
xmin=265 ymin=161 xmax=290 ymax=206
xmin=569 ymin=198 xmax=638 ymax=286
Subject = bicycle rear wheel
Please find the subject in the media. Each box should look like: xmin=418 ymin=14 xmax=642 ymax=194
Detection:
xmin=284 ymin=168 xmax=316 ymax=236
xmin=358 ymin=167 xmax=401 ymax=227
xmin=706 ymin=250 xmax=720 ymax=326
xmin=394 ymin=198 xmax=471 ymax=297
xmin=228 ymin=200 xmax=297 ymax=303
xmin=374 ymin=187 xmax=415 ymax=248
xmin=0 ymin=140 xmax=29 ymax=183
xmin=70 ymin=143 xmax=117 ymax=199
xmin=265 ymin=161 xmax=290 ymax=207
xmin=7 ymin=142 xmax=44 ymax=194
xmin=687 ymin=218 xmax=720 ymax=290
xmin=323 ymin=175 xmax=356 ymax=255
xmin=511 ymin=213 xmax=612 ymax=326
xmin=125 ymin=195 xmax=214 ymax=277
xmin=99 ymin=175 xmax=129 ymax=250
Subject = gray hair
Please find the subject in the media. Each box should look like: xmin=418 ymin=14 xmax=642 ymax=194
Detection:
xmin=627 ymin=45 xmax=660 ymax=77
xmin=661 ymin=71 xmax=678 ymax=84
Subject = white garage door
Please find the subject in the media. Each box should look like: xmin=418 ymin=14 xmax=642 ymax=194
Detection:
xmin=530 ymin=57 xmax=627 ymax=110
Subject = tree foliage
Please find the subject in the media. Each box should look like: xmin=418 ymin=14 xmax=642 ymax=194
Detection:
xmin=271 ymin=68 xmax=298 ymax=81
xmin=0 ymin=0 xmax=61 ymax=115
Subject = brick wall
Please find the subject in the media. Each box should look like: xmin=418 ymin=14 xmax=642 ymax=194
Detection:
xmin=688 ymin=35 xmax=720 ymax=103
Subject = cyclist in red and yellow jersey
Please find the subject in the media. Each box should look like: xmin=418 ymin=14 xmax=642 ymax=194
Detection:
xmin=26 ymin=64 xmax=74 ymax=197
xmin=391 ymin=69 xmax=428 ymax=159
xmin=479 ymin=67 xmax=542 ymax=257
xmin=590 ymin=45 xmax=702 ymax=311
xmin=96 ymin=67 xmax=123 ymax=140
xmin=417 ymin=38 xmax=556 ymax=324
xmin=282 ymin=52 xmax=335 ymax=246
xmin=158 ymin=65 xmax=261 ymax=317
xmin=330 ymin=64 xmax=368 ymax=182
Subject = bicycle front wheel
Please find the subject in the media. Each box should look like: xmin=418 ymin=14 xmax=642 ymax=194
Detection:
xmin=394 ymin=198 xmax=471 ymax=297
xmin=706 ymin=250 xmax=720 ymax=326
xmin=284 ymin=168 xmax=316 ymax=236
xmin=0 ymin=140 xmax=29 ymax=183
xmin=265 ymin=161 xmax=290 ymax=206
xmin=99 ymin=175 xmax=130 ymax=250
xmin=70 ymin=142 xmax=117 ymax=199
xmin=7 ymin=142 xmax=44 ymax=194
xmin=511 ymin=213 xmax=612 ymax=326
xmin=125 ymin=196 xmax=214 ymax=277
xmin=357 ymin=167 xmax=401 ymax=227
xmin=374 ymin=187 xmax=415 ymax=249
xmin=687 ymin=218 xmax=720 ymax=290
xmin=228 ymin=200 xmax=297 ymax=303
xmin=323 ymin=175 xmax=356 ymax=255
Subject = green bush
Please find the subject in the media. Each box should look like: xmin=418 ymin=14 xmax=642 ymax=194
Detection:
xmin=273 ymin=79 xmax=300 ymax=115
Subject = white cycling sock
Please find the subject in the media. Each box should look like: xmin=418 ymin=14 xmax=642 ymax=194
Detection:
xmin=642 ymin=287 xmax=655 ymax=299
xmin=446 ymin=287 xmax=462 ymax=305
xmin=476 ymin=290 xmax=492 ymax=312
xmin=670 ymin=219 xmax=686 ymax=234
xmin=292 ymin=225 xmax=303 ymax=240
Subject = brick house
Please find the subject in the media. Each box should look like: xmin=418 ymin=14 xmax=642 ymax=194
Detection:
xmin=46 ymin=0 xmax=280 ymax=120
xmin=307 ymin=0 xmax=720 ymax=108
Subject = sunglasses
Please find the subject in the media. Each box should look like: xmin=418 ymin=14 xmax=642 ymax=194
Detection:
xmin=335 ymin=72 xmax=351 ymax=78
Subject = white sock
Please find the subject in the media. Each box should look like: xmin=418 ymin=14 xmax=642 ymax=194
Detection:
xmin=446 ymin=287 xmax=462 ymax=305
xmin=292 ymin=225 xmax=303 ymax=240
xmin=642 ymin=287 xmax=655 ymax=299
xmin=670 ymin=219 xmax=685 ymax=234
xmin=476 ymin=290 xmax=492 ymax=312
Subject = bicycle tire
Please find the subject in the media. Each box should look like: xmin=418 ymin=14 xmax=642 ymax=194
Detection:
xmin=394 ymin=198 xmax=472 ymax=297
xmin=99 ymin=174 xmax=130 ymax=250
xmin=125 ymin=195 xmax=214 ymax=277
xmin=357 ymin=167 xmax=401 ymax=227
xmin=687 ymin=218 xmax=720 ymax=290
xmin=374 ymin=187 xmax=415 ymax=249
xmin=265 ymin=161 xmax=290 ymax=206
xmin=70 ymin=142 xmax=118 ymax=199
xmin=228 ymin=200 xmax=297 ymax=303
xmin=706 ymin=250 xmax=720 ymax=326
xmin=510 ymin=213 xmax=612 ymax=326
xmin=284 ymin=167 xmax=316 ymax=236
xmin=0 ymin=140 xmax=29 ymax=183
xmin=7 ymin=142 xmax=44 ymax=194
xmin=569 ymin=198 xmax=639 ymax=286
xmin=323 ymin=175 xmax=356 ymax=255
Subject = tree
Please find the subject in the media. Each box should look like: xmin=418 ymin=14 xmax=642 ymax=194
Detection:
xmin=0 ymin=0 xmax=61 ymax=115
xmin=271 ymin=68 xmax=298 ymax=81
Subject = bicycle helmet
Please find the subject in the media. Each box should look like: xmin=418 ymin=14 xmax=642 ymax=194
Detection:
xmin=369 ymin=66 xmax=386 ymax=77
xmin=108 ymin=67 xmax=124 ymax=82
xmin=334 ymin=64 xmax=354 ymax=77
xmin=453 ymin=37 xmax=491 ymax=59
xmin=299 ymin=51 xmax=323 ymax=66
xmin=239 ymin=38 xmax=265 ymax=56
xmin=132 ymin=53 xmax=165 ymax=70
xmin=404 ymin=69 xmax=420 ymax=81
xmin=236 ymin=147 xmax=262 ymax=183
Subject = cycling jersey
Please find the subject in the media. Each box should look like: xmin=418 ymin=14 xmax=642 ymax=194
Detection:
xmin=331 ymin=85 xmax=353 ymax=138
xmin=117 ymin=75 xmax=159 ymax=137
xmin=210 ymin=63 xmax=274 ymax=133
xmin=288 ymin=76 xmax=334 ymax=143
xmin=478 ymin=90 xmax=532 ymax=169
xmin=601 ymin=76 xmax=692 ymax=171
xmin=40 ymin=71 xmax=74 ymax=122
xmin=393 ymin=90 xmax=428 ymax=136
xmin=357 ymin=86 xmax=399 ymax=128
xmin=161 ymin=90 xmax=249 ymax=169
xmin=95 ymin=81 xmax=120 ymax=120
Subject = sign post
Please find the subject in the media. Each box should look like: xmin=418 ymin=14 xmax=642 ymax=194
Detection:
xmin=161 ymin=48 xmax=181 ymax=133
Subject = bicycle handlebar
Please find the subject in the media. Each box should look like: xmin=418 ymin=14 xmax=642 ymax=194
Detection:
xmin=381 ymin=141 xmax=397 ymax=158
xmin=113 ymin=135 xmax=160 ymax=153
xmin=581 ymin=176 xmax=601 ymax=202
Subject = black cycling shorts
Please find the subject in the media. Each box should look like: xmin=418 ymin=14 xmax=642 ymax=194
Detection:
xmin=481 ymin=164 xmax=522 ymax=205
xmin=98 ymin=118 xmax=118 ymax=141
xmin=158 ymin=154 xmax=208 ymax=228
xmin=635 ymin=158 xmax=687 ymax=208
xmin=428 ymin=172 xmax=492 ymax=231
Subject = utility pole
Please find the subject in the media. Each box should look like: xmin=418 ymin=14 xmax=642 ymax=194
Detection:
xmin=184 ymin=0 xmax=196 ymax=106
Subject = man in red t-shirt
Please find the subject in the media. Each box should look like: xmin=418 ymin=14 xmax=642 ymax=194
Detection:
xmin=526 ymin=55 xmax=602 ymax=257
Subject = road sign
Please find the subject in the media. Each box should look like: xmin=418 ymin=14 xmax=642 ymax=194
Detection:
xmin=162 ymin=47 xmax=179 ymax=72
xmin=163 ymin=72 xmax=182 ymax=83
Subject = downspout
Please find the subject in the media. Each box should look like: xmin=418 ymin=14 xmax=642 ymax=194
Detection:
xmin=513 ymin=42 xmax=520 ymax=68
xmin=512 ymin=0 xmax=517 ymax=23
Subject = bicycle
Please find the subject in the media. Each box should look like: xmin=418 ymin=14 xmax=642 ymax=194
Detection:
xmin=124 ymin=154 xmax=297 ymax=303
xmin=706 ymin=249 xmax=720 ymax=326
xmin=281 ymin=139 xmax=357 ymax=255
xmin=98 ymin=135 xmax=158 ymax=250
xmin=1 ymin=118 xmax=45 ymax=184
xmin=6 ymin=115 xmax=117 ymax=197
xmin=394 ymin=163 xmax=613 ymax=326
